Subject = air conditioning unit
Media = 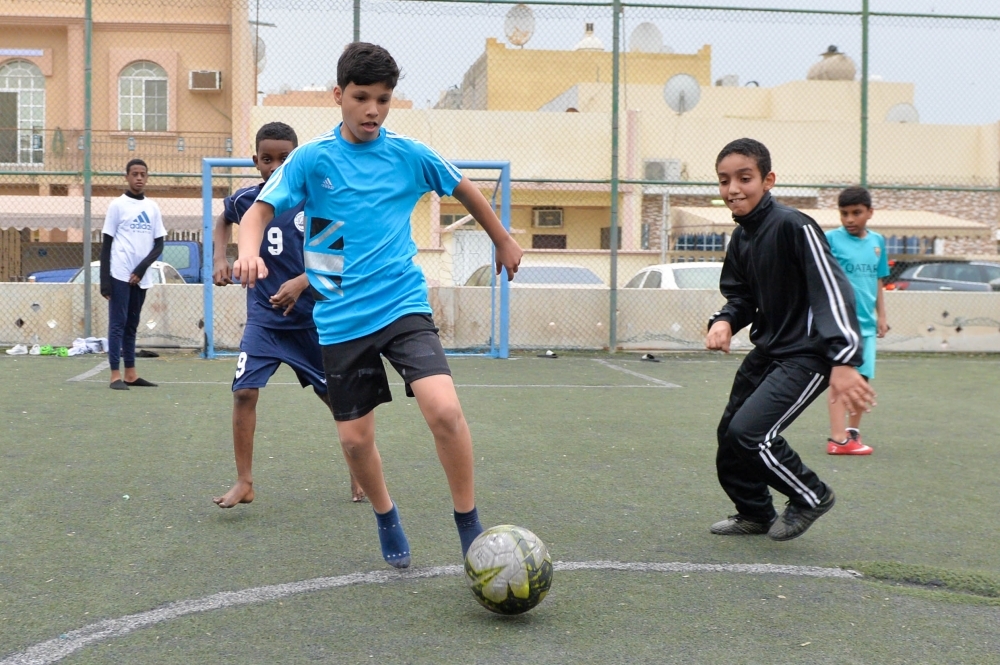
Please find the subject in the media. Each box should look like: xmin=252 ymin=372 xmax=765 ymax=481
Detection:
xmin=532 ymin=208 xmax=563 ymax=228
xmin=189 ymin=70 xmax=222 ymax=91
xmin=643 ymin=158 xmax=682 ymax=182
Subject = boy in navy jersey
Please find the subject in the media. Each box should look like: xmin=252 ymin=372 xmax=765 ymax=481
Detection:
xmin=232 ymin=44 xmax=523 ymax=568
xmin=212 ymin=122 xmax=362 ymax=508
xmin=100 ymin=158 xmax=164 ymax=390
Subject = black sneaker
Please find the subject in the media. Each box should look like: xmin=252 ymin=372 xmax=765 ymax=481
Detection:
xmin=710 ymin=514 xmax=777 ymax=535
xmin=767 ymin=488 xmax=836 ymax=541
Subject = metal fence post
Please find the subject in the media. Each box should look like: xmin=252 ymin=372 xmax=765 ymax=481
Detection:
xmin=609 ymin=0 xmax=621 ymax=353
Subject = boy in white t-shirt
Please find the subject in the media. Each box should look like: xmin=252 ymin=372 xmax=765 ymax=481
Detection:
xmin=99 ymin=159 xmax=166 ymax=390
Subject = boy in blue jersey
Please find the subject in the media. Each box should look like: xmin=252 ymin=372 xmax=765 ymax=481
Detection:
xmin=232 ymin=44 xmax=523 ymax=568
xmin=825 ymin=186 xmax=889 ymax=455
xmin=211 ymin=122 xmax=363 ymax=508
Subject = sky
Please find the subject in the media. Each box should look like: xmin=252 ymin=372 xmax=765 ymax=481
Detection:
xmin=254 ymin=0 xmax=1000 ymax=125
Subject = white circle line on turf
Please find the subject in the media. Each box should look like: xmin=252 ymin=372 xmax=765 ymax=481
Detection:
xmin=66 ymin=361 xmax=110 ymax=382
xmin=0 ymin=561 xmax=860 ymax=665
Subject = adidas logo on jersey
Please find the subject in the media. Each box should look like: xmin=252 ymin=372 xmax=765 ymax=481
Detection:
xmin=129 ymin=211 xmax=153 ymax=231
xmin=321 ymin=177 xmax=334 ymax=190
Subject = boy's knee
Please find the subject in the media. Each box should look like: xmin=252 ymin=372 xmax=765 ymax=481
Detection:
xmin=338 ymin=424 xmax=374 ymax=459
xmin=721 ymin=421 xmax=760 ymax=456
xmin=339 ymin=436 xmax=372 ymax=460
xmin=424 ymin=401 xmax=465 ymax=437
xmin=233 ymin=388 xmax=258 ymax=409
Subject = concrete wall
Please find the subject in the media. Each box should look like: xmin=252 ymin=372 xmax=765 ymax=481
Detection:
xmin=3 ymin=284 xmax=997 ymax=353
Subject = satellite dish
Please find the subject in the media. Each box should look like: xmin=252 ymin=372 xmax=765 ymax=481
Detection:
xmin=255 ymin=36 xmax=266 ymax=64
xmin=663 ymin=74 xmax=701 ymax=114
xmin=504 ymin=4 xmax=535 ymax=47
xmin=629 ymin=22 xmax=662 ymax=53
xmin=885 ymin=102 xmax=919 ymax=123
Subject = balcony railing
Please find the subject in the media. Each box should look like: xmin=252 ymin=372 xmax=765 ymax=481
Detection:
xmin=0 ymin=128 xmax=234 ymax=177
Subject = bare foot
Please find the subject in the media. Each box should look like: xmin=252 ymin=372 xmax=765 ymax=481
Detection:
xmin=213 ymin=480 xmax=254 ymax=508
xmin=351 ymin=475 xmax=366 ymax=503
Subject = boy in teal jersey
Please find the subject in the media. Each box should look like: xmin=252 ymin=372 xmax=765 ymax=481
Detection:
xmin=232 ymin=43 xmax=523 ymax=568
xmin=825 ymin=186 xmax=889 ymax=455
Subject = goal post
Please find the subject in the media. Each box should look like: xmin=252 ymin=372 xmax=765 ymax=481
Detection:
xmin=200 ymin=158 xmax=512 ymax=360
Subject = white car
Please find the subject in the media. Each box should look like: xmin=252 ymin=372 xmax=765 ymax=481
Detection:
xmin=72 ymin=260 xmax=186 ymax=285
xmin=464 ymin=264 xmax=606 ymax=287
xmin=624 ymin=262 xmax=723 ymax=290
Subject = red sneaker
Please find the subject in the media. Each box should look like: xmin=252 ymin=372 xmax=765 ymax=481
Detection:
xmin=827 ymin=437 xmax=873 ymax=455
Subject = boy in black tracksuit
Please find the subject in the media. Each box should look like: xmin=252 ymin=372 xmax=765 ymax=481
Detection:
xmin=706 ymin=138 xmax=876 ymax=541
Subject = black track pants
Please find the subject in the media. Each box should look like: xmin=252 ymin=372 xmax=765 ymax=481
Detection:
xmin=716 ymin=350 xmax=830 ymax=522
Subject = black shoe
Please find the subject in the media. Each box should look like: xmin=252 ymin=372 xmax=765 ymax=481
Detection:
xmin=109 ymin=379 xmax=129 ymax=391
xmin=710 ymin=514 xmax=777 ymax=535
xmin=767 ymin=488 xmax=836 ymax=541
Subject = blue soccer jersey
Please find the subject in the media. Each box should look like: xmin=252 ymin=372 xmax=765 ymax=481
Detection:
xmin=825 ymin=226 xmax=889 ymax=337
xmin=225 ymin=184 xmax=314 ymax=329
xmin=258 ymin=124 xmax=463 ymax=345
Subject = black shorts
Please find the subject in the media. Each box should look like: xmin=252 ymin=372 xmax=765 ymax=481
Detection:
xmin=321 ymin=313 xmax=452 ymax=421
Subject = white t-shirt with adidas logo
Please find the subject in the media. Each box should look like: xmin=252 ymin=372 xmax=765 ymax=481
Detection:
xmin=102 ymin=193 xmax=167 ymax=289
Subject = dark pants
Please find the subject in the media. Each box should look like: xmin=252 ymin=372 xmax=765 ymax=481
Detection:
xmin=716 ymin=350 xmax=830 ymax=522
xmin=107 ymin=277 xmax=147 ymax=371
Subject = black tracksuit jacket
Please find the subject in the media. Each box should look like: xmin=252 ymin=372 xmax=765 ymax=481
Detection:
xmin=708 ymin=193 xmax=864 ymax=374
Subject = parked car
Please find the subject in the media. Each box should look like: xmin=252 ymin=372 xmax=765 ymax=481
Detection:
xmin=27 ymin=267 xmax=80 ymax=283
xmin=624 ymin=262 xmax=724 ymax=290
xmin=26 ymin=240 xmax=203 ymax=283
xmin=71 ymin=260 xmax=186 ymax=286
xmin=464 ymin=264 xmax=606 ymax=287
xmin=884 ymin=261 xmax=1000 ymax=292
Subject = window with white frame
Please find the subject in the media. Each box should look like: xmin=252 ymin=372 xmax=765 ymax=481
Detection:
xmin=119 ymin=61 xmax=168 ymax=132
xmin=0 ymin=60 xmax=45 ymax=165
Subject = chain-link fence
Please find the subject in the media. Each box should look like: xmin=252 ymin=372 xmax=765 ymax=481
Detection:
xmin=1 ymin=0 xmax=998 ymax=354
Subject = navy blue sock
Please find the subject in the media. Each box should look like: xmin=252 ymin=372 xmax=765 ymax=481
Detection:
xmin=374 ymin=504 xmax=410 ymax=569
xmin=454 ymin=506 xmax=484 ymax=558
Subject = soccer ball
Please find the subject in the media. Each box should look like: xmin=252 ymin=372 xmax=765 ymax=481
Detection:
xmin=464 ymin=524 xmax=553 ymax=615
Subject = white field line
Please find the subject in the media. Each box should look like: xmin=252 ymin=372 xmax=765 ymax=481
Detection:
xmin=0 ymin=561 xmax=860 ymax=665
xmin=78 ymin=379 xmax=676 ymax=389
xmin=592 ymin=359 xmax=681 ymax=388
xmin=66 ymin=361 xmax=109 ymax=382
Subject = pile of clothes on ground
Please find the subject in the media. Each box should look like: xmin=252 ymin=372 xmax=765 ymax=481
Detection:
xmin=5 ymin=337 xmax=109 ymax=357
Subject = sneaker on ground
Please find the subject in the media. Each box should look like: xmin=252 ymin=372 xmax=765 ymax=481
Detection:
xmin=710 ymin=514 xmax=777 ymax=535
xmin=827 ymin=437 xmax=872 ymax=455
xmin=767 ymin=488 xmax=836 ymax=541
xmin=5 ymin=344 xmax=28 ymax=355
xmin=28 ymin=344 xmax=41 ymax=355
xmin=846 ymin=428 xmax=868 ymax=447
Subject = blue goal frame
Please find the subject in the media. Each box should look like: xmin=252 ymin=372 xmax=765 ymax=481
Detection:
xmin=201 ymin=158 xmax=511 ymax=360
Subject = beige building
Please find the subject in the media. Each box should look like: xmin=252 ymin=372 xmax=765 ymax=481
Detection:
xmin=434 ymin=34 xmax=712 ymax=112
xmin=1 ymin=9 xmax=996 ymax=280
xmin=0 ymin=0 xmax=255 ymax=199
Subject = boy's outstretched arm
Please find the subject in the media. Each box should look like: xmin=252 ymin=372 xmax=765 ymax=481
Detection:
xmin=232 ymin=201 xmax=275 ymax=289
xmin=451 ymin=177 xmax=522 ymax=279
xmin=212 ymin=212 xmax=233 ymax=285
xmin=797 ymin=222 xmax=876 ymax=414
xmin=270 ymin=274 xmax=310 ymax=316
xmin=706 ymin=232 xmax=755 ymax=351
